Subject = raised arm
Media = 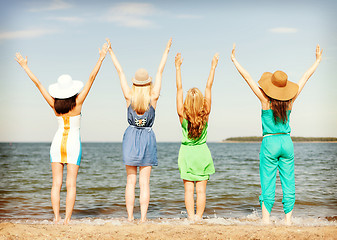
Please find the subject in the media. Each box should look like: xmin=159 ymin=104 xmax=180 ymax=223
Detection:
xmin=77 ymin=42 xmax=108 ymax=105
xmin=152 ymin=38 xmax=172 ymax=100
xmin=231 ymin=44 xmax=267 ymax=103
xmin=204 ymin=53 xmax=219 ymax=114
xmin=175 ymin=53 xmax=184 ymax=124
xmin=292 ymin=44 xmax=322 ymax=102
xmin=15 ymin=53 xmax=54 ymax=108
xmin=106 ymin=38 xmax=131 ymax=102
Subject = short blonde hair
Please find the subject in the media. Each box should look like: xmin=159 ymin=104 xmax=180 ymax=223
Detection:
xmin=131 ymin=83 xmax=152 ymax=114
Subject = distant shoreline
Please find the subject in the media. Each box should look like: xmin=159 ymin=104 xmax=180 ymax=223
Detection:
xmin=222 ymin=137 xmax=337 ymax=143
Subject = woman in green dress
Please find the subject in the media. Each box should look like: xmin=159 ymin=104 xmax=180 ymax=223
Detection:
xmin=175 ymin=52 xmax=219 ymax=221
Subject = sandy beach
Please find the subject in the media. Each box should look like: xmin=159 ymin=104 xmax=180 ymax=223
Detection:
xmin=1 ymin=221 xmax=337 ymax=240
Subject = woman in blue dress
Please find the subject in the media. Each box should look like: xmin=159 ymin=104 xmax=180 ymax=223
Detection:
xmin=106 ymin=38 xmax=172 ymax=222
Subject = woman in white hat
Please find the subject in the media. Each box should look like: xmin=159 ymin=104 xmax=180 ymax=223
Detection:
xmin=106 ymin=38 xmax=172 ymax=222
xmin=15 ymin=42 xmax=109 ymax=224
xmin=231 ymin=44 xmax=322 ymax=225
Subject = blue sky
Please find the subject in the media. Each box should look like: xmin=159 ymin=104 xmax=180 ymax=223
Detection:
xmin=1 ymin=0 xmax=336 ymax=142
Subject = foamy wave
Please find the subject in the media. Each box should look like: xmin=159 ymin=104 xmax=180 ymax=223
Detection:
xmin=2 ymin=214 xmax=336 ymax=227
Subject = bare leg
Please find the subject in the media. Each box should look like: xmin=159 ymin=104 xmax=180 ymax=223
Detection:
xmin=64 ymin=163 xmax=79 ymax=225
xmin=125 ymin=165 xmax=137 ymax=222
xmin=183 ymin=180 xmax=195 ymax=220
xmin=285 ymin=210 xmax=293 ymax=225
xmin=139 ymin=166 xmax=152 ymax=222
xmin=262 ymin=202 xmax=271 ymax=224
xmin=195 ymin=180 xmax=207 ymax=220
xmin=51 ymin=162 xmax=64 ymax=223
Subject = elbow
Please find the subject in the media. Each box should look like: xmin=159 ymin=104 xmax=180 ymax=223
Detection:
xmin=152 ymin=93 xmax=160 ymax=101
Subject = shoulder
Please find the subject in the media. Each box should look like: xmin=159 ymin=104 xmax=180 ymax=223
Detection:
xmin=261 ymin=98 xmax=271 ymax=110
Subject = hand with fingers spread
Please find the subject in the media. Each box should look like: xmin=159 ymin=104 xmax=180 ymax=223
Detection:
xmin=15 ymin=53 xmax=28 ymax=68
xmin=316 ymin=44 xmax=323 ymax=62
xmin=175 ymin=53 xmax=183 ymax=69
xmin=14 ymin=51 xmax=54 ymax=108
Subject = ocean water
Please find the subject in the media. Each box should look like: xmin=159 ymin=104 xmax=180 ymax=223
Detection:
xmin=0 ymin=142 xmax=336 ymax=225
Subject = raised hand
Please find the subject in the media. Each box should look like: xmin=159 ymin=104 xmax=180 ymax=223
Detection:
xmin=15 ymin=53 xmax=28 ymax=68
xmin=211 ymin=53 xmax=219 ymax=69
xmin=99 ymin=43 xmax=108 ymax=60
xmin=231 ymin=43 xmax=236 ymax=62
xmin=175 ymin=53 xmax=183 ymax=69
xmin=166 ymin=38 xmax=172 ymax=51
xmin=316 ymin=44 xmax=323 ymax=62
xmin=106 ymin=38 xmax=112 ymax=52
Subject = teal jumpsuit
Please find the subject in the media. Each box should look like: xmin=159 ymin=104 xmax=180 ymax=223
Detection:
xmin=259 ymin=109 xmax=295 ymax=214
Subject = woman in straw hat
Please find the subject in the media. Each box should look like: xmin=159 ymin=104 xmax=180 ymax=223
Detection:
xmin=106 ymin=38 xmax=172 ymax=222
xmin=231 ymin=44 xmax=322 ymax=225
xmin=15 ymin=42 xmax=109 ymax=224
xmin=175 ymin=52 xmax=218 ymax=221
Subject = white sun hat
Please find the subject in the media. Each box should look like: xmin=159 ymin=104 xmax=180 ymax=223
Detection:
xmin=49 ymin=74 xmax=83 ymax=99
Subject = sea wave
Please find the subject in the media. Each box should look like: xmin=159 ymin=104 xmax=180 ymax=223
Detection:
xmin=2 ymin=212 xmax=336 ymax=227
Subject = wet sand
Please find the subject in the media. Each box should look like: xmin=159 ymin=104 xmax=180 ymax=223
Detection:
xmin=1 ymin=222 xmax=336 ymax=240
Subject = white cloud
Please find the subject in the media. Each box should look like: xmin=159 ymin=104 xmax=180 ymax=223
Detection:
xmin=0 ymin=29 xmax=58 ymax=40
xmin=48 ymin=16 xmax=84 ymax=23
xmin=29 ymin=0 xmax=72 ymax=12
xmin=269 ymin=27 xmax=298 ymax=33
xmin=103 ymin=2 xmax=158 ymax=28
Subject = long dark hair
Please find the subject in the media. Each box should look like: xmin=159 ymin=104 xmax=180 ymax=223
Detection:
xmin=269 ymin=97 xmax=291 ymax=124
xmin=54 ymin=94 xmax=78 ymax=114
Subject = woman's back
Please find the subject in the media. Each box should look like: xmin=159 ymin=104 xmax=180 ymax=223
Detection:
xmin=261 ymin=109 xmax=291 ymax=136
xmin=181 ymin=119 xmax=208 ymax=146
xmin=127 ymin=104 xmax=155 ymax=127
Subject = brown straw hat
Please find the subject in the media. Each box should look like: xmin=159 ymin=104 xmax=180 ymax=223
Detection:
xmin=132 ymin=68 xmax=152 ymax=86
xmin=258 ymin=71 xmax=299 ymax=101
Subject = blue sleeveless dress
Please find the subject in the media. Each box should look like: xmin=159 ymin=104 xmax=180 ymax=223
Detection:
xmin=122 ymin=104 xmax=157 ymax=166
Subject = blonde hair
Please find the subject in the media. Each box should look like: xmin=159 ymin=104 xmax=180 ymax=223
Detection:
xmin=183 ymin=88 xmax=208 ymax=140
xmin=131 ymin=84 xmax=152 ymax=114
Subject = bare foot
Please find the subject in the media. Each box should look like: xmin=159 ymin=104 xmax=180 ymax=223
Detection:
xmin=63 ymin=218 xmax=70 ymax=225
xmin=128 ymin=216 xmax=135 ymax=222
xmin=139 ymin=218 xmax=147 ymax=223
xmin=262 ymin=217 xmax=271 ymax=225
xmin=285 ymin=216 xmax=292 ymax=226
xmin=261 ymin=202 xmax=271 ymax=225
xmin=194 ymin=215 xmax=202 ymax=222
xmin=285 ymin=211 xmax=293 ymax=226
xmin=53 ymin=216 xmax=61 ymax=224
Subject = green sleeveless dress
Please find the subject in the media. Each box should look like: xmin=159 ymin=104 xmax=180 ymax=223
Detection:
xmin=178 ymin=119 xmax=215 ymax=181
